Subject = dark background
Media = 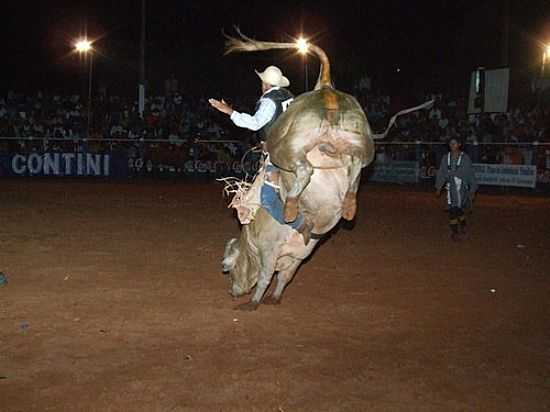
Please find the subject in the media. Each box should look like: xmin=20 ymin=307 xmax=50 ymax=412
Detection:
xmin=1 ymin=0 xmax=549 ymax=99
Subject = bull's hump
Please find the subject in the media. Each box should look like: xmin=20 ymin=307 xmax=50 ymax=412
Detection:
xmin=291 ymin=89 xmax=363 ymax=115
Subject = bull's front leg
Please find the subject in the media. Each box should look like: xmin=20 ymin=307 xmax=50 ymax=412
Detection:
xmin=284 ymin=158 xmax=313 ymax=222
xmin=342 ymin=157 xmax=363 ymax=221
xmin=236 ymin=254 xmax=278 ymax=311
xmin=263 ymin=258 xmax=302 ymax=305
xmin=235 ymin=269 xmax=275 ymax=311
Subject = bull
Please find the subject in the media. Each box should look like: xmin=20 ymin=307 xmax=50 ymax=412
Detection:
xmin=223 ymin=161 xmax=357 ymax=311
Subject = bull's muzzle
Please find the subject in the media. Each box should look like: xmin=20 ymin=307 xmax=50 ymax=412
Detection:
xmin=229 ymin=283 xmax=246 ymax=298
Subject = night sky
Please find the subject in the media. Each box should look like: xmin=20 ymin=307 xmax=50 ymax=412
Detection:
xmin=2 ymin=0 xmax=549 ymax=99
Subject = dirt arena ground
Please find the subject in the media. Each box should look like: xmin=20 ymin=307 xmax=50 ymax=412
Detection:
xmin=1 ymin=178 xmax=549 ymax=412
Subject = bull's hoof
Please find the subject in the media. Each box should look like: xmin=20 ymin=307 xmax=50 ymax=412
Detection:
xmin=284 ymin=197 xmax=299 ymax=223
xmin=263 ymin=295 xmax=282 ymax=305
xmin=342 ymin=193 xmax=357 ymax=221
xmin=234 ymin=301 xmax=260 ymax=311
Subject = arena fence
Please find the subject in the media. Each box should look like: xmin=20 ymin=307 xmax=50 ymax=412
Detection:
xmin=1 ymin=137 xmax=549 ymax=189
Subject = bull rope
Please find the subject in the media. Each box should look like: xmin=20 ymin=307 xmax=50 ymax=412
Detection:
xmin=216 ymin=144 xmax=263 ymax=208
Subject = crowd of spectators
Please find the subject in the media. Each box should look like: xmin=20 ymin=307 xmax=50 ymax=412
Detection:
xmin=356 ymin=91 xmax=550 ymax=169
xmin=0 ymin=90 xmax=254 ymax=158
xmin=1 ymin=89 xmax=550 ymax=171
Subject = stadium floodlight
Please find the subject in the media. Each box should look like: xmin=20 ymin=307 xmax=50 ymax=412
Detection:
xmin=296 ymin=37 xmax=309 ymax=55
xmin=75 ymin=39 xmax=93 ymax=53
xmin=73 ymin=37 xmax=94 ymax=135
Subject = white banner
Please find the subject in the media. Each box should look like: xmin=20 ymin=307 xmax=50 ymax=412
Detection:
xmin=473 ymin=163 xmax=537 ymax=188
xmin=468 ymin=68 xmax=510 ymax=114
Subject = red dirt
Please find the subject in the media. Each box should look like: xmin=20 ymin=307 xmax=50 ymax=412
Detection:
xmin=1 ymin=179 xmax=549 ymax=412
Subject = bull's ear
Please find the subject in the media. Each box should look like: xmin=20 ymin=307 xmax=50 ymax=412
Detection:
xmin=222 ymin=238 xmax=239 ymax=273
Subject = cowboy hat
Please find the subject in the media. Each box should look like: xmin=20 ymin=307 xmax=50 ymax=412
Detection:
xmin=255 ymin=66 xmax=290 ymax=88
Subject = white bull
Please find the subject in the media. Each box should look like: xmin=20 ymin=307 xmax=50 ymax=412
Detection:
xmin=223 ymin=164 xmax=357 ymax=311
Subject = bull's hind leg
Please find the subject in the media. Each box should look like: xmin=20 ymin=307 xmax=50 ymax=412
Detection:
xmin=284 ymin=158 xmax=313 ymax=222
xmin=264 ymin=258 xmax=302 ymax=305
xmin=342 ymin=157 xmax=364 ymax=221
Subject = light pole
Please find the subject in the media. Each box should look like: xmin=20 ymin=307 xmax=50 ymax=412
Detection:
xmin=139 ymin=0 xmax=146 ymax=118
xmin=304 ymin=54 xmax=309 ymax=91
xmin=75 ymin=39 xmax=93 ymax=137
xmin=297 ymin=37 xmax=309 ymax=91
xmin=542 ymin=44 xmax=550 ymax=78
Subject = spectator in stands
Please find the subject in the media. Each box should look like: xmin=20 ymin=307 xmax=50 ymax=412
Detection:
xmin=499 ymin=146 xmax=524 ymax=165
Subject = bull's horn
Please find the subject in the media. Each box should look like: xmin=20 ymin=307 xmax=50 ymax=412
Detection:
xmin=224 ymin=27 xmax=332 ymax=89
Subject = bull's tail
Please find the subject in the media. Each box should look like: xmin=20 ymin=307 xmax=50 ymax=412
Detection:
xmin=372 ymin=99 xmax=435 ymax=140
xmin=224 ymin=28 xmax=332 ymax=89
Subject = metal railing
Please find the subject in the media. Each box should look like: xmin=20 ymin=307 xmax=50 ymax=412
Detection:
xmin=1 ymin=137 xmax=549 ymax=185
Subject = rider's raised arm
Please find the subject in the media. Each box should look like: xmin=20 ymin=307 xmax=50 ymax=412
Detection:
xmin=230 ymin=98 xmax=276 ymax=131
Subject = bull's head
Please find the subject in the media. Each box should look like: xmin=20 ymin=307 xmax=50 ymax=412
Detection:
xmin=222 ymin=238 xmax=240 ymax=273
xmin=222 ymin=235 xmax=259 ymax=297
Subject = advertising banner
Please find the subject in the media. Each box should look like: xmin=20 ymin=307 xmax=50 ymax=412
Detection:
xmin=368 ymin=160 xmax=420 ymax=184
xmin=0 ymin=152 xmax=127 ymax=177
xmin=473 ymin=163 xmax=537 ymax=188
xmin=127 ymin=157 xmax=261 ymax=177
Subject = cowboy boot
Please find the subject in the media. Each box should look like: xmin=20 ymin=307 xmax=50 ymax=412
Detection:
xmin=459 ymin=216 xmax=467 ymax=234
xmin=450 ymin=224 xmax=460 ymax=242
xmin=284 ymin=197 xmax=299 ymax=222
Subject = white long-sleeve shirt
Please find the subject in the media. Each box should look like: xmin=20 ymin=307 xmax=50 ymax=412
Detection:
xmin=229 ymin=87 xmax=278 ymax=131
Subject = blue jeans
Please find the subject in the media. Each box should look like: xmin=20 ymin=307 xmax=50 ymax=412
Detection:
xmin=260 ymin=165 xmax=304 ymax=229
